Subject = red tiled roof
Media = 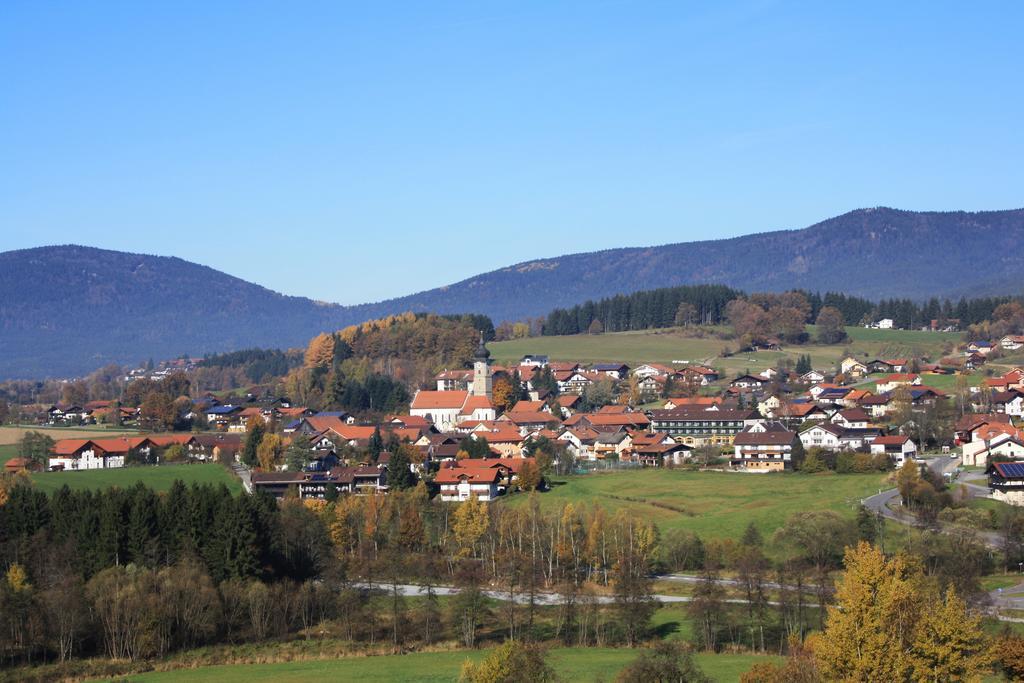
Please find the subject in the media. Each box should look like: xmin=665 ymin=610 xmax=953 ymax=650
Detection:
xmin=435 ymin=467 xmax=501 ymax=484
xmin=460 ymin=395 xmax=495 ymax=415
xmin=874 ymin=435 xmax=910 ymax=445
xmin=410 ymin=390 xmax=469 ymax=410
xmin=303 ymin=416 xmax=350 ymax=435
xmin=52 ymin=439 xmax=94 ymax=455
xmin=389 ymin=415 xmax=432 ymax=428
xmin=503 ymin=410 xmax=556 ymax=425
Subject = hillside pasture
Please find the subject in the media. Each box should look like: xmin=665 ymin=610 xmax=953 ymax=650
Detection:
xmin=29 ymin=463 xmax=241 ymax=494
xmin=0 ymin=424 xmax=140 ymax=446
xmin=505 ymin=469 xmax=887 ymax=539
xmin=489 ymin=325 xmax=962 ymax=376
xmin=127 ymin=647 xmax=779 ymax=683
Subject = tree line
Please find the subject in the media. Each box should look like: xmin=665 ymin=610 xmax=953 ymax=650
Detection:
xmin=541 ymin=285 xmax=741 ymax=336
xmin=537 ymin=283 xmax=1020 ymax=338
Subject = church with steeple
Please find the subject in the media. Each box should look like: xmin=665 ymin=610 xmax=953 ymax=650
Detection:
xmin=408 ymin=331 xmax=496 ymax=430
xmin=471 ymin=332 xmax=492 ymax=399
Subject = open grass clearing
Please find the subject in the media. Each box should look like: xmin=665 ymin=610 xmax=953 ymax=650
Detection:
xmin=0 ymin=424 xmax=141 ymax=446
xmin=505 ymin=469 xmax=887 ymax=540
xmin=123 ymin=647 xmax=780 ymax=683
xmin=29 ymin=463 xmax=241 ymax=494
xmin=0 ymin=444 xmax=17 ymax=466
xmin=489 ymin=326 xmax=962 ymax=376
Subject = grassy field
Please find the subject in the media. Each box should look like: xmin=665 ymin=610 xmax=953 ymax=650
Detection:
xmin=0 ymin=424 xmax=140 ymax=446
xmin=127 ymin=647 xmax=779 ymax=682
xmin=855 ymin=371 xmax=982 ymax=393
xmin=506 ymin=469 xmax=887 ymax=539
xmin=489 ymin=325 xmax=962 ymax=377
xmin=29 ymin=463 xmax=241 ymax=494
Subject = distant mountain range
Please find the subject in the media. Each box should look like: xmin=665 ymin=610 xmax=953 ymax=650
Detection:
xmin=2 ymin=207 xmax=1023 ymax=379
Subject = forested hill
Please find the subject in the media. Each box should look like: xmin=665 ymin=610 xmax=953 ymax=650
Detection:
xmin=5 ymin=207 xmax=1024 ymax=378
xmin=362 ymin=207 xmax=1024 ymax=324
xmin=0 ymin=246 xmax=364 ymax=379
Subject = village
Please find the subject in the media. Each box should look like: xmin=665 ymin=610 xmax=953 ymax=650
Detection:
xmin=11 ymin=325 xmax=1024 ymax=507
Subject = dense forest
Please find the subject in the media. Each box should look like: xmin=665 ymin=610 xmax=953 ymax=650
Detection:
xmin=200 ymin=348 xmax=304 ymax=384
xmin=541 ymin=285 xmax=740 ymax=335
xmin=541 ymin=284 xmax=1017 ymax=337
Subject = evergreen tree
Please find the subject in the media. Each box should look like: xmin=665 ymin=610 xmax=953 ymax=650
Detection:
xmin=125 ymin=484 xmax=159 ymax=566
xmin=241 ymin=419 xmax=266 ymax=468
xmin=795 ymin=354 xmax=812 ymax=375
xmin=386 ymin=445 xmax=417 ymax=490
xmin=368 ymin=426 xmax=384 ymax=460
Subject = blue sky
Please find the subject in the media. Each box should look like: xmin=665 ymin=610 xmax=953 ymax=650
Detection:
xmin=2 ymin=1 xmax=1022 ymax=304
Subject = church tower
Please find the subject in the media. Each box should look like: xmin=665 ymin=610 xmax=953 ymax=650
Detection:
xmin=471 ymin=332 xmax=492 ymax=399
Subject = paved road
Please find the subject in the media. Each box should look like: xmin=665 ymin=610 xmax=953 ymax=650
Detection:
xmin=356 ymin=582 xmax=783 ymax=607
xmin=655 ymin=574 xmax=818 ymax=591
xmin=862 ymin=457 xmax=1001 ymax=548
xmin=232 ymin=461 xmax=252 ymax=493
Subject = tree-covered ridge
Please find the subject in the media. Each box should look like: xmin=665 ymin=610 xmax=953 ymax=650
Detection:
xmin=540 ymin=283 xmax=1017 ymax=337
xmin=542 ymin=285 xmax=740 ymax=335
xmin=200 ymin=348 xmax=303 ymax=383
xmin=5 ymin=207 xmax=1024 ymax=378
xmin=280 ymin=313 xmax=490 ymax=413
xmin=349 ymin=206 xmax=1024 ymax=326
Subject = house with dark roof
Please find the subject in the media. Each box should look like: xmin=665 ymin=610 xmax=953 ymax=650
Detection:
xmin=591 ymin=363 xmax=630 ymax=379
xmin=732 ymin=421 xmax=798 ymax=471
xmin=648 ymin=408 xmax=760 ymax=446
xmin=251 ymin=464 xmax=387 ymax=499
xmin=798 ymin=417 xmax=883 ymax=452
xmin=988 ymin=461 xmax=1024 ymax=506
xmin=730 ymin=374 xmax=766 ymax=391
xmin=870 ymin=435 xmax=918 ymax=466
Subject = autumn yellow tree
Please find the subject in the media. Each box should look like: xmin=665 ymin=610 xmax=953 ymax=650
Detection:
xmin=256 ymin=433 xmax=283 ymax=471
xmin=452 ymin=495 xmax=490 ymax=559
xmin=492 ymin=376 xmax=515 ymax=413
xmin=6 ymin=563 xmax=30 ymax=592
xmin=908 ymin=586 xmax=993 ymax=681
xmin=995 ymin=635 xmax=1024 ymax=680
xmin=896 ymin=458 xmax=921 ymax=505
xmin=739 ymin=635 xmax=819 ymax=682
xmin=517 ymin=459 xmax=541 ymax=491
xmin=304 ymin=332 xmax=336 ymax=368
xmin=816 ymin=542 xmax=993 ymax=682
xmin=459 ymin=640 xmax=558 ymax=683
xmin=330 ymin=495 xmax=361 ymax=558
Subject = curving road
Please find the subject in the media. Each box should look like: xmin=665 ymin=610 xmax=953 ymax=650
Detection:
xmin=862 ymin=457 xmax=1002 ymax=548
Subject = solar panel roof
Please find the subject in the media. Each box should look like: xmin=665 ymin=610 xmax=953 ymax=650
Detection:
xmin=996 ymin=462 xmax=1024 ymax=477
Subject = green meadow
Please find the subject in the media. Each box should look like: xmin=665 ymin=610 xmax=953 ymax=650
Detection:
xmin=124 ymin=647 xmax=779 ymax=683
xmin=488 ymin=325 xmax=962 ymax=377
xmin=504 ymin=469 xmax=887 ymax=539
xmin=29 ymin=463 xmax=241 ymax=494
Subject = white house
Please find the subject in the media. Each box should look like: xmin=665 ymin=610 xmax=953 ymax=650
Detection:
xmin=876 ymin=374 xmax=921 ymax=394
xmin=799 ymin=422 xmax=843 ymax=451
xmin=962 ymin=432 xmax=1024 ymax=467
xmin=840 ymin=357 xmax=868 ymax=377
xmin=632 ymin=363 xmax=673 ymax=379
xmin=435 ymin=466 xmax=502 ymax=502
xmin=800 ymin=370 xmax=826 ymax=384
xmin=870 ymin=435 xmax=918 ymax=467
xmin=48 ymin=437 xmax=148 ymax=471
xmin=830 ymin=409 xmax=871 ymax=430
xmin=1001 ymin=336 xmax=1024 ymax=351
xmin=874 ymin=318 xmax=895 ymax=329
